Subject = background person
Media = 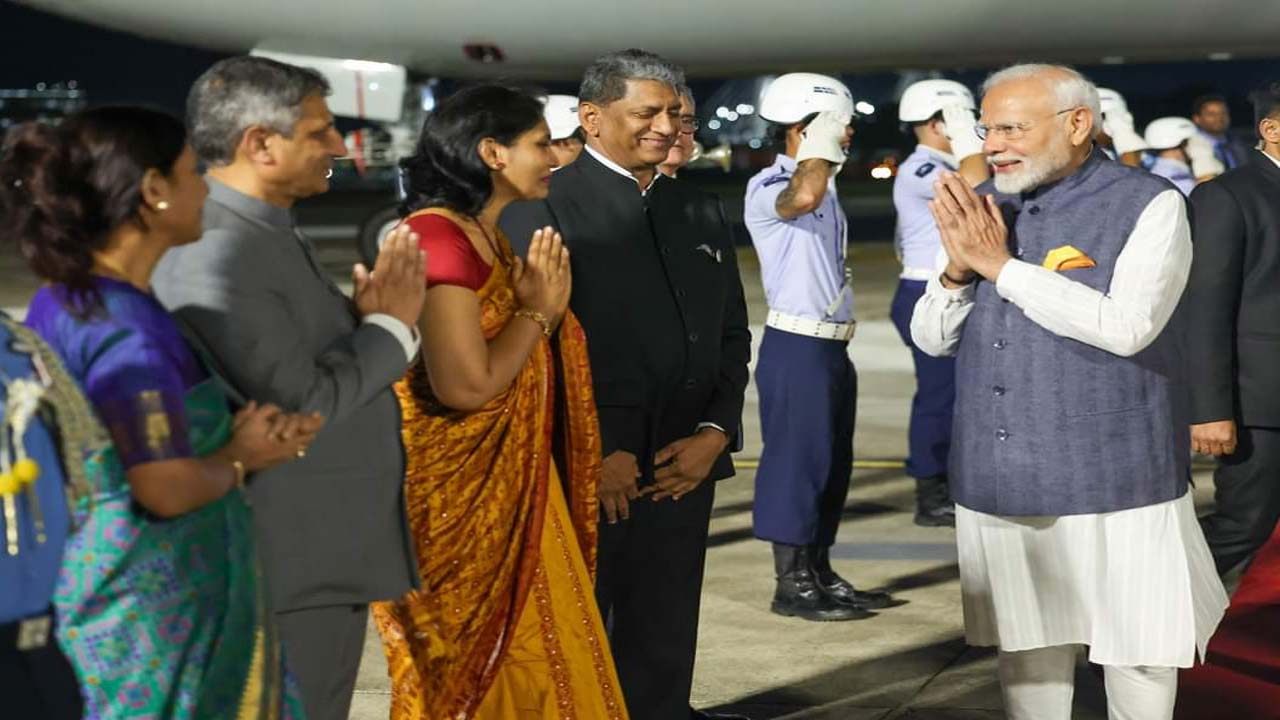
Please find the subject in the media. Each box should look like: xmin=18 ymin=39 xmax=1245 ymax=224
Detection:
xmin=1185 ymin=82 xmax=1280 ymax=586
xmin=1095 ymin=87 xmax=1147 ymax=166
xmin=1186 ymin=93 xmax=1255 ymax=178
xmin=544 ymin=93 xmax=585 ymax=169
xmin=1142 ymin=117 xmax=1198 ymax=195
xmin=891 ymin=78 xmax=990 ymax=528
xmin=659 ymin=85 xmax=698 ymax=178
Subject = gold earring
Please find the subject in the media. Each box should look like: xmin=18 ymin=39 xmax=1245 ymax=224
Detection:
xmin=156 ymin=201 xmax=169 ymax=211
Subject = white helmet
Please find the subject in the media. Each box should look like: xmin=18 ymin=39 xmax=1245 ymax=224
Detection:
xmin=1096 ymin=87 xmax=1127 ymax=118
xmin=1144 ymin=116 xmax=1197 ymax=150
xmin=898 ymin=79 xmax=975 ymax=123
xmin=543 ymin=94 xmax=580 ymax=141
xmin=759 ymin=72 xmax=854 ymax=125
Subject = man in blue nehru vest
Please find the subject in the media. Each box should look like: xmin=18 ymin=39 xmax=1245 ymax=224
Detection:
xmin=891 ymin=78 xmax=990 ymax=527
xmin=0 ymin=313 xmax=106 ymax=719
xmin=911 ymin=63 xmax=1226 ymax=718
xmin=745 ymin=72 xmax=893 ymax=622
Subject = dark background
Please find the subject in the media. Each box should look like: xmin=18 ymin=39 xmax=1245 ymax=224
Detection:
xmin=5 ymin=2 xmax=1277 ymax=127
xmin=4 ymin=1 xmax=1277 ymax=248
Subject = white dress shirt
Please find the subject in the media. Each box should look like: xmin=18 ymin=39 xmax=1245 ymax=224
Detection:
xmin=362 ymin=314 xmax=420 ymax=362
xmin=909 ymin=189 xmax=1191 ymax=359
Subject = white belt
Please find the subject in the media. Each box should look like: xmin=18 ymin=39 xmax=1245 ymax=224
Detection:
xmin=766 ymin=310 xmax=857 ymax=341
xmin=899 ymin=266 xmax=935 ymax=281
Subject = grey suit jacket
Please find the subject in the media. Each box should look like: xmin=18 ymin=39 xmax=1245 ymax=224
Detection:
xmin=153 ymin=179 xmax=417 ymax=612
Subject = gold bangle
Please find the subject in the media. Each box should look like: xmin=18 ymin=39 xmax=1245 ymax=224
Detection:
xmin=230 ymin=459 xmax=246 ymax=490
xmin=514 ymin=309 xmax=552 ymax=337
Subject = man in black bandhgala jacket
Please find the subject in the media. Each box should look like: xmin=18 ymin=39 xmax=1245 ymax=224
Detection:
xmin=502 ymin=49 xmax=751 ymax=720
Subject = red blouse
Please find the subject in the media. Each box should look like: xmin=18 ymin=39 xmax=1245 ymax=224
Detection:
xmin=406 ymin=213 xmax=492 ymax=291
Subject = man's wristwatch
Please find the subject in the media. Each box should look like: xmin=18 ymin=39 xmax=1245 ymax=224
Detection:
xmin=942 ymin=269 xmax=975 ymax=287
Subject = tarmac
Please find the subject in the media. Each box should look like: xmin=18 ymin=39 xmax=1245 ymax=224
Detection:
xmin=1 ymin=227 xmax=1217 ymax=720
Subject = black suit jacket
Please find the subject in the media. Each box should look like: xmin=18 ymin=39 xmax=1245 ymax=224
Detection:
xmin=1186 ymin=153 xmax=1280 ymax=427
xmin=501 ymin=152 xmax=751 ymax=482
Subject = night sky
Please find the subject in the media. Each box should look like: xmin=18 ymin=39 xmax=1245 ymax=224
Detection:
xmin=2 ymin=2 xmax=1277 ymax=130
xmin=2 ymin=3 xmax=227 ymax=113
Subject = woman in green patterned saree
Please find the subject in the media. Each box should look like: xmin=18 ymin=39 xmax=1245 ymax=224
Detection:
xmin=2 ymin=107 xmax=324 ymax=718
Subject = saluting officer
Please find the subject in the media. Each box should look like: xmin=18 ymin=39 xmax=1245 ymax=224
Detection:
xmin=543 ymin=93 xmax=585 ymax=169
xmin=745 ymin=72 xmax=894 ymax=622
xmin=1096 ymin=87 xmax=1148 ymax=166
xmin=1142 ymin=117 xmax=1199 ymax=195
xmin=891 ymin=79 xmax=989 ymax=527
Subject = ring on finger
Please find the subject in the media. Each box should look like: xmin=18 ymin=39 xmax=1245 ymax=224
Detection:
xmin=296 ymin=446 xmax=307 ymax=459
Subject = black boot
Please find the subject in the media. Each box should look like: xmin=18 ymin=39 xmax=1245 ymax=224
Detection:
xmin=810 ymin=545 xmax=895 ymax=610
xmin=770 ymin=544 xmax=873 ymax=621
xmin=914 ymin=475 xmax=956 ymax=527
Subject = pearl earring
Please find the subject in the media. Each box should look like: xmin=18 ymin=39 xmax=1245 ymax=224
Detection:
xmin=156 ymin=201 xmax=169 ymax=211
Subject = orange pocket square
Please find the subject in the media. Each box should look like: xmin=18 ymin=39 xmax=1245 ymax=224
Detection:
xmin=1042 ymin=245 xmax=1097 ymax=271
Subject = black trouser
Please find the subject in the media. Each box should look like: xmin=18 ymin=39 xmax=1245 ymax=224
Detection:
xmin=595 ymin=478 xmax=715 ymax=720
xmin=275 ymin=604 xmax=369 ymax=720
xmin=1200 ymin=426 xmax=1280 ymax=575
xmin=0 ymin=611 xmax=83 ymax=720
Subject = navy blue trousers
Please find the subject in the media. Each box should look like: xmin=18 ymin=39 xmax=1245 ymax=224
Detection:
xmin=889 ymin=279 xmax=956 ymax=480
xmin=753 ymin=326 xmax=856 ymax=547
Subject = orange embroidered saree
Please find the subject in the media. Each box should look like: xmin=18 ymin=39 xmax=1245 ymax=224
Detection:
xmin=371 ymin=212 xmax=626 ymax=720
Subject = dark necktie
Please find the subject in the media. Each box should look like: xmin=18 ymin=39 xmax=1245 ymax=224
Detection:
xmin=1215 ymin=139 xmax=1238 ymax=170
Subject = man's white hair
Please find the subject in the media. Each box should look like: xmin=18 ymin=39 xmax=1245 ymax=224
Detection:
xmin=982 ymin=63 xmax=1102 ymax=139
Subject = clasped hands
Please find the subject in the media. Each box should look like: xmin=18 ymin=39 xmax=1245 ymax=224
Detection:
xmin=597 ymin=428 xmax=729 ymax=524
xmin=353 ymin=224 xmax=428 ymax=329
xmin=928 ymin=172 xmax=1013 ymax=285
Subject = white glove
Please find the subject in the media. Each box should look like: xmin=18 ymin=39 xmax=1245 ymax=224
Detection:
xmin=796 ymin=110 xmax=851 ymax=174
xmin=1104 ymin=110 xmax=1148 ymax=155
xmin=941 ymin=102 xmax=984 ymax=160
xmin=1185 ymin=134 xmax=1225 ymax=179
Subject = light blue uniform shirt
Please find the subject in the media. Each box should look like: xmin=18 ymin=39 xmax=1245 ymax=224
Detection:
xmin=893 ymin=145 xmax=957 ymax=276
xmin=1146 ymin=155 xmax=1196 ymax=196
xmin=744 ymin=154 xmax=853 ymax=323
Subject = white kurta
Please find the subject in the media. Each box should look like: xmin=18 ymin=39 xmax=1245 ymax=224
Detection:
xmin=910 ymin=188 xmax=1228 ymax=667
xmin=957 ymin=493 xmax=1225 ymax=667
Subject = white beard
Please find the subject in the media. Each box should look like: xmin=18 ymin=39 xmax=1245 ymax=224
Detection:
xmin=991 ymin=134 xmax=1073 ymax=194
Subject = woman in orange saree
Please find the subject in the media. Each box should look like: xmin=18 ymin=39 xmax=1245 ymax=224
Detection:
xmin=370 ymin=85 xmax=628 ymax=720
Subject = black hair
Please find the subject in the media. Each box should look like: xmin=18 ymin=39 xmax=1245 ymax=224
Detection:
xmin=0 ymin=106 xmax=186 ymax=313
xmin=901 ymin=110 xmax=944 ymax=136
xmin=1251 ymin=82 xmax=1280 ymax=128
xmin=1192 ymin=94 xmax=1228 ymax=116
xmin=765 ymin=113 xmax=821 ymax=150
xmin=400 ymin=84 xmax=546 ymax=217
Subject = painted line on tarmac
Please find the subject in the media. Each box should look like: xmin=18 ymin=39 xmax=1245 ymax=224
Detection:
xmin=733 ymin=458 xmax=906 ymax=471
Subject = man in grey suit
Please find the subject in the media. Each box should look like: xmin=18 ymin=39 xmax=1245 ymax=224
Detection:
xmin=153 ymin=56 xmax=426 ymax=720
